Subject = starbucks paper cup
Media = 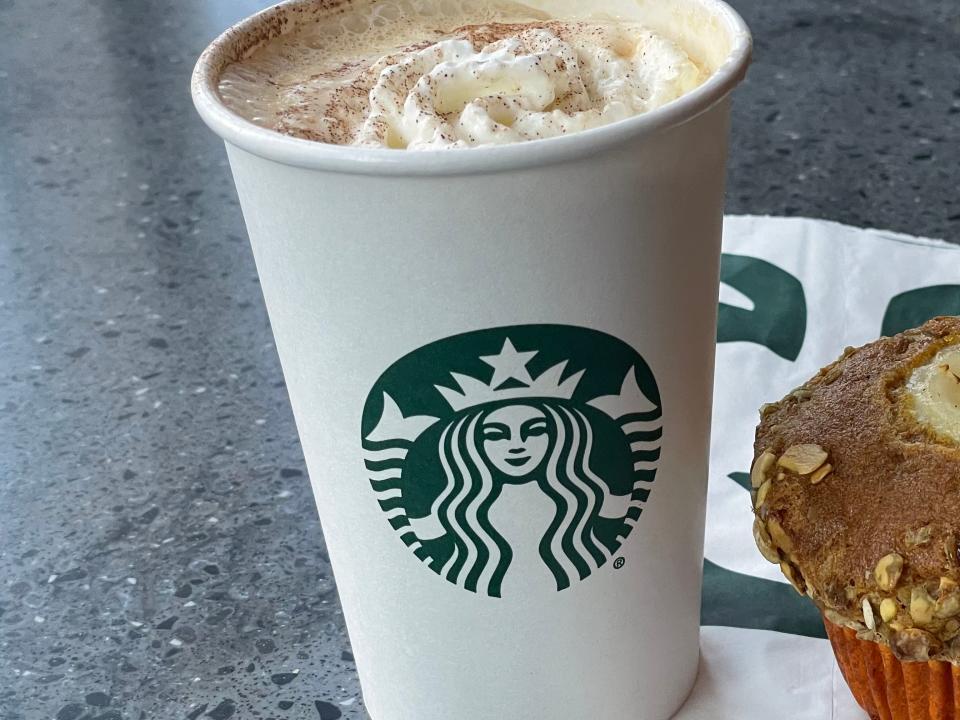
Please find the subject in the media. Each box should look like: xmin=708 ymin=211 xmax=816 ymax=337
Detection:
xmin=192 ymin=2 xmax=751 ymax=718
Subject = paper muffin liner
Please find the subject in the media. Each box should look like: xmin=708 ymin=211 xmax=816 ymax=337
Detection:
xmin=825 ymin=616 xmax=960 ymax=720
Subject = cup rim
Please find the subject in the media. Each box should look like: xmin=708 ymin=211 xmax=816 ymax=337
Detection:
xmin=191 ymin=0 xmax=752 ymax=176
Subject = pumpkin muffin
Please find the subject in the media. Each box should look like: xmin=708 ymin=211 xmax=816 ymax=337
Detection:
xmin=750 ymin=315 xmax=960 ymax=720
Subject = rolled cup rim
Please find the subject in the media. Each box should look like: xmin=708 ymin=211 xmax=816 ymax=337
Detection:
xmin=191 ymin=0 xmax=753 ymax=176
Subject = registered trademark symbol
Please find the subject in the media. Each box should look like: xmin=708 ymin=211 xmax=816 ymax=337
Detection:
xmin=613 ymin=557 xmax=625 ymax=569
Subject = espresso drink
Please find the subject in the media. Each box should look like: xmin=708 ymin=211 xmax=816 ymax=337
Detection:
xmin=218 ymin=0 xmax=708 ymax=149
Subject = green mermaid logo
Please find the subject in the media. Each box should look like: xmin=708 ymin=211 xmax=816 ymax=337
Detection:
xmin=361 ymin=325 xmax=661 ymax=597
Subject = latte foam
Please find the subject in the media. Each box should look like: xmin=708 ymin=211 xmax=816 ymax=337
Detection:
xmin=218 ymin=0 xmax=708 ymax=149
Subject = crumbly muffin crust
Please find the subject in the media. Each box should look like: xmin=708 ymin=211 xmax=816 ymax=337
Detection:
xmin=751 ymin=316 xmax=960 ymax=662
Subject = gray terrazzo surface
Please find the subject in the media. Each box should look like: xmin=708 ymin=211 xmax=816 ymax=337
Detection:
xmin=1 ymin=1 xmax=958 ymax=719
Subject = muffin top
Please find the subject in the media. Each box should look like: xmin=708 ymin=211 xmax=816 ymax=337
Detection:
xmin=751 ymin=316 xmax=960 ymax=662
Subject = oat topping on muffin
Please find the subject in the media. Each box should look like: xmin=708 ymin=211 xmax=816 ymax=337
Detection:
xmin=750 ymin=316 xmax=960 ymax=662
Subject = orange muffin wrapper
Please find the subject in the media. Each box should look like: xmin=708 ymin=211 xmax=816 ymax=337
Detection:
xmin=825 ymin=616 xmax=960 ymax=720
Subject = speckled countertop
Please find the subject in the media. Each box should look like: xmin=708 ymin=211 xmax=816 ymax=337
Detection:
xmin=1 ymin=1 xmax=958 ymax=719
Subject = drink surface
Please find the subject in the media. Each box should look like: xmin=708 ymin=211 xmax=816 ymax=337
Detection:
xmin=218 ymin=0 xmax=708 ymax=149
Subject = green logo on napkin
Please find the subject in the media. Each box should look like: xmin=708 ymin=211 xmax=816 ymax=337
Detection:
xmin=361 ymin=325 xmax=660 ymax=597
xmin=710 ymin=251 xmax=960 ymax=640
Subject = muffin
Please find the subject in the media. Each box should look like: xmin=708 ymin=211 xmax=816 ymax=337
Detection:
xmin=750 ymin=316 xmax=960 ymax=720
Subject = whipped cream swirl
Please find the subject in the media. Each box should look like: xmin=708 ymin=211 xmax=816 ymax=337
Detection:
xmin=219 ymin=16 xmax=707 ymax=149
xmin=355 ymin=26 xmax=704 ymax=149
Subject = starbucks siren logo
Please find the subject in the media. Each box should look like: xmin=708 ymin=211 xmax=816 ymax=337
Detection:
xmin=361 ymin=325 xmax=662 ymax=597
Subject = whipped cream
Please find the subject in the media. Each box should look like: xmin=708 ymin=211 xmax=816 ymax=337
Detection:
xmin=218 ymin=5 xmax=707 ymax=149
xmin=356 ymin=26 xmax=703 ymax=148
xmin=907 ymin=346 xmax=960 ymax=443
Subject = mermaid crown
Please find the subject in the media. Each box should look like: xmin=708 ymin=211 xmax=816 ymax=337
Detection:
xmin=435 ymin=338 xmax=584 ymax=412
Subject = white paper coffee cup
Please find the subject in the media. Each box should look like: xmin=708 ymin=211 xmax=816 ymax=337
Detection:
xmin=193 ymin=3 xmax=750 ymax=718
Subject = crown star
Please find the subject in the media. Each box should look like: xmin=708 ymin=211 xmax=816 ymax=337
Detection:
xmin=480 ymin=338 xmax=537 ymax=389
xmin=435 ymin=337 xmax=584 ymax=412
